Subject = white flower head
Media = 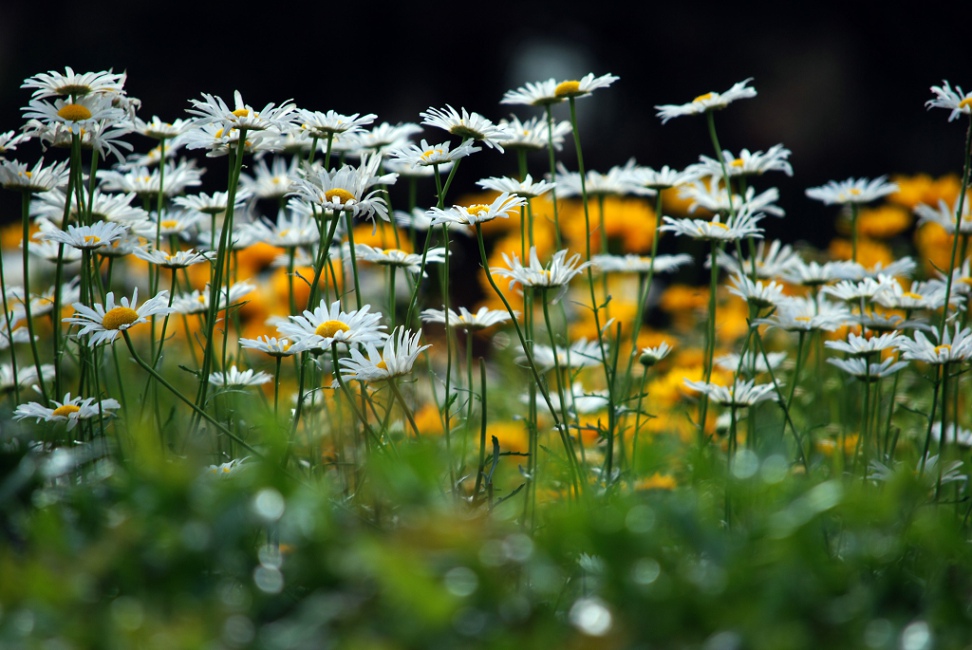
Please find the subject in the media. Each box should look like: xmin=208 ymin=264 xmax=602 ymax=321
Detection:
xmin=421 ymin=306 xmax=515 ymax=330
xmin=926 ymin=80 xmax=972 ymax=122
xmin=655 ymin=78 xmax=757 ymax=124
xmin=187 ymin=90 xmax=296 ymax=132
xmin=240 ymin=335 xmax=295 ymax=358
xmin=827 ymin=357 xmax=908 ymax=382
xmin=353 ymin=243 xmax=445 ymax=276
xmin=14 ymin=393 xmax=121 ymax=430
xmin=209 ymin=365 xmax=273 ymax=388
xmin=805 ymin=176 xmax=898 ymax=206
xmin=683 ymin=378 xmax=776 ymax=407
xmin=278 ymin=300 xmax=387 ymax=353
xmin=388 ymin=138 xmax=482 ymax=167
xmin=334 ymin=327 xmax=430 ymax=383
xmin=0 ymin=158 xmax=69 ymax=193
xmin=63 ymin=288 xmax=173 ymax=346
xmin=477 ymin=173 xmax=555 ymax=198
xmin=427 ymin=192 xmax=526 ymax=227
xmin=22 ymin=67 xmax=127 ymax=99
xmin=492 ymin=247 xmax=591 ymax=303
xmin=421 ymin=105 xmax=511 ymax=151
xmin=501 ymin=73 xmax=619 ymax=106
xmin=896 ymin=325 xmax=972 ymax=365
xmin=40 ymin=220 xmax=130 ymax=251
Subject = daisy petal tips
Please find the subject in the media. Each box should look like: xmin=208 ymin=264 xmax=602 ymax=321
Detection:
xmin=654 ymin=78 xmax=757 ymax=124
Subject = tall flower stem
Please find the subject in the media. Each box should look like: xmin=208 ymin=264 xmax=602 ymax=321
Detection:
xmin=698 ymin=240 xmax=723 ymax=441
xmin=938 ymin=115 xmax=972 ymax=335
xmin=20 ymin=191 xmax=48 ymax=403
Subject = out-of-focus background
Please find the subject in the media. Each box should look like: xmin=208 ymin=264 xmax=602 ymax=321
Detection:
xmin=0 ymin=0 xmax=968 ymax=247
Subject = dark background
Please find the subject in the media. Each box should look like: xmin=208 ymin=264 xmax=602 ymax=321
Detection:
xmin=1 ymin=0 xmax=969 ymax=248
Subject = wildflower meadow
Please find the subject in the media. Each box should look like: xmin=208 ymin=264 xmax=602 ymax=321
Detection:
xmin=2 ymin=67 xmax=972 ymax=648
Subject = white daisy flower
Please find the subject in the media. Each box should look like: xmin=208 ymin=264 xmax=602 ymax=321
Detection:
xmin=187 ymin=90 xmax=296 ymax=132
xmin=756 ymin=297 xmax=851 ymax=333
xmin=33 ymin=189 xmax=149 ymax=226
xmin=827 ymin=357 xmax=908 ymax=382
xmin=712 ymin=239 xmax=800 ymax=279
xmin=334 ymin=327 xmax=430 ymax=383
xmin=40 ymin=220 xmax=130 ymax=251
xmin=639 ymin=341 xmax=673 ymax=367
xmin=297 ymin=109 xmax=376 ymax=138
xmin=421 ymin=306 xmax=515 ymax=330
xmin=528 ymin=338 xmax=604 ymax=371
xmin=930 ymin=422 xmax=972 ymax=447
xmin=501 ymin=73 xmax=619 ymax=106
xmin=476 ymin=173 xmax=555 ymax=198
xmin=556 ymin=160 xmax=644 ymax=198
xmin=99 ymin=160 xmax=204 ymax=198
xmin=394 ymin=208 xmax=472 ymax=237
xmin=0 ymin=314 xmax=31 ymax=350
xmin=130 ymin=210 xmax=204 ymax=240
xmin=822 ymin=275 xmax=899 ymax=304
xmin=0 ymin=130 xmax=30 ymax=158
xmin=131 ymin=115 xmax=193 ymax=140
xmin=239 ymin=156 xmax=298 ymax=200
xmin=351 ymin=122 xmax=423 ymax=153
xmin=132 ymin=247 xmax=212 ymax=269
xmin=592 ymin=253 xmax=693 ymax=275
xmin=716 ymin=351 xmax=787 ymax=375
xmin=421 ymin=105 xmax=511 ymax=152
xmin=209 ymin=365 xmax=273 ymax=388
xmin=825 ymin=331 xmax=904 ymax=357
xmin=658 ymin=209 xmax=764 ymax=242
xmin=873 ymin=281 xmax=953 ymax=311
xmin=173 ymin=190 xmax=250 ymax=216
xmin=493 ymin=247 xmax=591 ymax=303
xmin=240 ymin=335 xmax=295 ymax=358
xmin=206 ymin=457 xmax=249 ymax=477
xmin=14 ymin=393 xmax=121 ymax=430
xmin=780 ymin=259 xmax=858 ymax=288
xmin=63 ymin=288 xmax=173 ymax=346
xmin=914 ymin=197 xmax=972 ymax=235
xmin=655 ymin=78 xmax=757 ymax=124
xmin=926 ymin=80 xmax=972 ymax=122
xmin=726 ymin=272 xmax=787 ymax=310
xmin=352 ymin=243 xmax=445 ymax=276
xmin=497 ymin=114 xmax=572 ymax=151
xmin=288 ymin=154 xmax=394 ymax=222
xmin=388 ymin=138 xmax=482 ymax=167
xmin=692 ymin=144 xmax=793 ymax=178
xmin=625 ymin=164 xmax=700 ymax=190
xmin=22 ymin=67 xmax=127 ymax=99
xmin=383 ymin=156 xmax=454 ymax=178
xmin=278 ymin=299 xmax=387 ymax=353
xmin=242 ymin=210 xmax=320 ymax=249
xmin=528 ymin=381 xmax=609 ymax=415
xmin=427 ymin=192 xmax=526 ymax=227
xmin=22 ymin=94 xmax=127 ymax=134
xmin=0 ymin=363 xmax=55 ymax=393
xmin=805 ymin=176 xmax=898 ymax=206
xmin=181 ymin=122 xmax=279 ymax=157
xmin=681 ymin=181 xmax=784 ymax=217
xmin=0 ymin=158 xmax=69 ymax=193
xmin=682 ymin=377 xmax=776 ymax=407
xmin=25 ymin=237 xmax=83 ymax=265
xmin=896 ymin=325 xmax=972 ymax=365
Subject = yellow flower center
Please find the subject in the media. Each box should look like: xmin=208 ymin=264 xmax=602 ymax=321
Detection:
xmin=959 ymin=97 xmax=972 ymax=110
xmin=934 ymin=344 xmax=952 ymax=356
xmin=730 ymin=158 xmax=745 ymax=168
xmin=554 ymin=80 xmax=581 ymax=97
xmin=420 ymin=148 xmax=444 ymax=160
xmin=232 ymin=108 xmax=251 ymax=118
xmin=467 ymin=204 xmax=490 ymax=218
xmin=376 ymin=360 xmax=387 ymax=370
xmin=324 ymin=188 xmax=355 ymax=204
xmin=160 ymin=219 xmax=179 ymax=229
xmin=102 ymin=306 xmax=140 ymax=330
xmin=56 ymin=103 xmax=93 ymax=122
xmin=52 ymin=404 xmax=81 ymax=417
xmin=693 ymin=92 xmax=714 ymax=103
xmin=795 ymin=316 xmax=812 ymax=322
xmin=315 ymin=320 xmax=350 ymax=338
xmin=902 ymin=291 xmax=924 ymax=301
xmin=849 ymin=188 xmax=862 ymax=196
xmin=83 ymin=235 xmax=101 ymax=245
xmin=710 ymin=221 xmax=729 ymax=229
xmin=22 ymin=170 xmax=33 ymax=179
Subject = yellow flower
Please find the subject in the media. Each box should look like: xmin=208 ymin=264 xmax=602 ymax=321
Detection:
xmin=633 ymin=472 xmax=677 ymax=491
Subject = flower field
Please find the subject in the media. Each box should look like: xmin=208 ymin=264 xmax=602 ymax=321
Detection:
xmin=1 ymin=68 xmax=972 ymax=648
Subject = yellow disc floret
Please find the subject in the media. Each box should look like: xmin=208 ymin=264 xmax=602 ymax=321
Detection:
xmin=315 ymin=320 xmax=350 ymax=338
xmin=232 ymin=108 xmax=252 ymax=118
xmin=324 ymin=188 xmax=355 ymax=204
xmin=959 ymin=97 xmax=972 ymax=110
xmin=934 ymin=344 xmax=952 ymax=356
xmin=52 ymin=404 xmax=81 ymax=417
xmin=554 ymin=80 xmax=581 ymax=97
xmin=102 ymin=306 xmax=140 ymax=331
xmin=693 ymin=92 xmax=714 ymax=103
xmin=57 ymin=103 xmax=93 ymax=122
xmin=160 ymin=219 xmax=179 ymax=229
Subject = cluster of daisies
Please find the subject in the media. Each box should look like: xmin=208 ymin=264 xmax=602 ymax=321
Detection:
xmin=2 ymin=65 xmax=972 ymax=493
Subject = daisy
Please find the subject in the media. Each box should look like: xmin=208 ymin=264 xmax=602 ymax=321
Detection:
xmin=0 ymin=130 xmax=31 ymax=157
xmin=639 ymin=341 xmax=673 ymax=367
xmin=873 ymin=281 xmax=952 ymax=312
xmin=930 ymin=422 xmax=972 ymax=448
xmin=207 ymin=457 xmax=249 ymax=477
xmin=27 ymin=280 xmax=80 ymax=318
xmin=131 ymin=115 xmax=194 ymax=140
xmin=682 ymin=378 xmax=776 ymax=408
xmin=501 ymin=73 xmax=619 ymax=106
xmin=497 ymin=114 xmax=572 ymax=151
xmin=387 ymin=138 xmax=481 ymax=167
xmin=383 ymin=157 xmax=454 ymax=178
xmin=242 ymin=210 xmax=320 ymax=249
xmin=421 ymin=306 xmax=515 ymax=330
xmin=832 ymin=257 xmax=917 ymax=282
xmin=130 ymin=211 xmax=204 ymax=240
xmin=239 ymin=335 xmax=295 ymax=358
xmin=133 ymin=247 xmax=212 ymax=269
xmin=187 ymin=90 xmax=296 ymax=133
xmin=493 ymin=247 xmax=591 ymax=302
xmin=24 ymin=118 xmax=134 ymax=163
xmin=0 ymin=363 xmax=55 ymax=393
xmin=209 ymin=365 xmax=273 ymax=388
xmin=0 ymin=158 xmax=69 ymax=193
xmin=334 ymin=327 xmax=430 ymax=383
xmin=420 ymin=105 xmax=511 ymax=152
xmin=288 ymin=154 xmax=394 ymax=222
xmin=277 ymin=300 xmax=387 ymax=353
xmin=914 ymin=197 xmax=972 ymax=235
xmin=827 ymin=357 xmax=908 ymax=382
xmin=173 ymin=190 xmax=250 ymax=216
xmin=681 ymin=181 xmax=784 ymax=217
xmin=22 ymin=67 xmax=127 ymax=99
xmin=926 ymin=80 xmax=972 ymax=122
xmin=352 ymin=243 xmax=445 ymax=276
xmin=0 ymin=314 xmax=31 ymax=350
xmin=14 ymin=393 xmax=121 ymax=430
xmin=655 ymin=78 xmax=757 ymax=124
xmin=528 ymin=382 xmax=609 ymax=415
xmin=756 ymin=297 xmax=850 ymax=333
xmin=181 ymin=122 xmax=278 ymax=157
xmin=98 ymin=160 xmax=204 ymax=198
xmin=726 ymin=272 xmax=787 ymax=310
xmin=896 ymin=325 xmax=972 ymax=365
xmin=716 ymin=351 xmax=787 ymax=375
xmin=713 ymin=239 xmax=800 ymax=279
xmin=592 ymin=253 xmax=693 ymax=275
xmin=658 ymin=210 xmax=764 ymax=242
xmin=805 ymin=176 xmax=898 ymax=206
xmin=476 ymin=173 xmax=555 ymax=198
xmin=625 ymin=164 xmax=699 ymax=190
xmin=693 ymin=144 xmax=793 ymax=178
xmin=780 ymin=259 xmax=858 ymax=288
xmin=394 ymin=207 xmax=472 ymax=236
xmin=296 ymin=109 xmax=376 ymax=139
xmin=427 ymin=192 xmax=526 ymax=227
xmin=22 ymin=94 xmax=127 ymax=134
xmin=33 ymin=189 xmax=149 ymax=226
xmin=239 ymin=156 xmax=298 ymax=200
xmin=556 ymin=160 xmax=644 ymax=198
xmin=824 ymin=331 xmax=904 ymax=357
xmin=63 ymin=288 xmax=173 ymax=346
xmin=528 ymin=338 xmax=604 ymax=371
xmin=351 ymin=122 xmax=424 ymax=153
xmin=822 ymin=276 xmax=898 ymax=304
xmin=40 ymin=220 xmax=130 ymax=251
